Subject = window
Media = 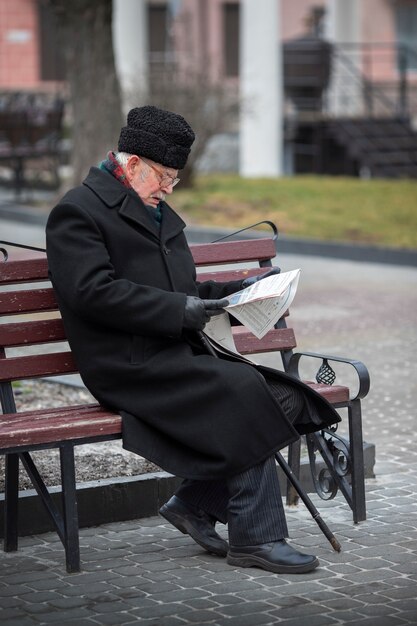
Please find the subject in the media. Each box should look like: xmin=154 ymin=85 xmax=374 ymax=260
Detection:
xmin=395 ymin=3 xmax=417 ymax=71
xmin=38 ymin=3 xmax=66 ymax=81
xmin=223 ymin=3 xmax=240 ymax=77
xmin=148 ymin=4 xmax=169 ymax=63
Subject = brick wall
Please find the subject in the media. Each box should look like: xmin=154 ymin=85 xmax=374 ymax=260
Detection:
xmin=0 ymin=0 xmax=40 ymax=88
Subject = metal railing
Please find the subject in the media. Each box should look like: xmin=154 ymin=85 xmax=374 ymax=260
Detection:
xmin=284 ymin=40 xmax=417 ymax=121
xmin=325 ymin=42 xmax=417 ymax=120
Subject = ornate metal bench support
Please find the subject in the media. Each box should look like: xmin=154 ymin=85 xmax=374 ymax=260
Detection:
xmin=306 ymin=399 xmax=366 ymax=523
xmin=286 ymin=351 xmax=370 ymax=522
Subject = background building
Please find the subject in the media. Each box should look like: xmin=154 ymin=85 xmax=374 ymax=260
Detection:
xmin=1 ymin=0 xmax=416 ymax=178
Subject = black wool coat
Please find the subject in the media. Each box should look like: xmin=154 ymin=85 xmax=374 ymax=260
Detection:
xmin=46 ymin=167 xmax=340 ymax=480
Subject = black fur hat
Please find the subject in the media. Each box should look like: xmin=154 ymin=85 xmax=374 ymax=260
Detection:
xmin=118 ymin=105 xmax=195 ymax=169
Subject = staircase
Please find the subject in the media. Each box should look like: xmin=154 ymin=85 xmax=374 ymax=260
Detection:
xmin=327 ymin=117 xmax=417 ymax=178
xmin=283 ymin=39 xmax=417 ymax=178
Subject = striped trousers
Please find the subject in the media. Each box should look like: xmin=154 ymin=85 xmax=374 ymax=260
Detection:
xmin=175 ymin=379 xmax=310 ymax=546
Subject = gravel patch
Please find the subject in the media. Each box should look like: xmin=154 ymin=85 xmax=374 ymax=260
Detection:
xmin=0 ymin=380 xmax=162 ymax=490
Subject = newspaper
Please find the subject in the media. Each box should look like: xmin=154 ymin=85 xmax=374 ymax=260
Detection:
xmin=204 ymin=269 xmax=300 ymax=350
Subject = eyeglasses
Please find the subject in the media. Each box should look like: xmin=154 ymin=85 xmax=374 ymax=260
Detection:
xmin=141 ymin=158 xmax=180 ymax=188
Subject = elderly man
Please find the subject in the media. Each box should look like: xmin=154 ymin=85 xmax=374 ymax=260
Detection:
xmin=46 ymin=105 xmax=340 ymax=574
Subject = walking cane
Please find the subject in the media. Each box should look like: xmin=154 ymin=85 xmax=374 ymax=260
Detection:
xmin=275 ymin=451 xmax=341 ymax=552
xmin=197 ymin=330 xmax=342 ymax=553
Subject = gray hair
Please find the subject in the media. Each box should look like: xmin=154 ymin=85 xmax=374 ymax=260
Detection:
xmin=114 ymin=152 xmax=132 ymax=167
xmin=114 ymin=151 xmax=150 ymax=183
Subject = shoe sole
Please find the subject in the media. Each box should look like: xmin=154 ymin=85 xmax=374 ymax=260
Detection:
xmin=159 ymin=505 xmax=228 ymax=557
xmin=227 ymin=553 xmax=319 ymax=574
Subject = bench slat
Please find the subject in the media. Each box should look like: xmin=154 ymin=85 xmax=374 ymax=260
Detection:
xmin=0 ymin=257 xmax=49 ymax=285
xmin=0 ymin=405 xmax=121 ymax=447
xmin=233 ymin=327 xmax=296 ymax=354
xmin=0 ymin=318 xmax=66 ymax=347
xmin=191 ymin=239 xmax=276 ymax=266
xmin=0 ymin=288 xmax=58 ymax=315
xmin=197 ymin=268 xmax=263 ymax=282
xmin=0 ymin=273 xmax=262 ymax=316
xmin=305 ymin=382 xmax=349 ymax=403
xmin=0 ymin=240 xmax=276 ymax=286
xmin=0 ymin=351 xmax=77 ymax=381
xmin=2 ymin=402 xmax=103 ymax=419
xmin=0 ymin=382 xmax=349 ymax=449
xmin=0 ymin=320 xmax=294 ymax=354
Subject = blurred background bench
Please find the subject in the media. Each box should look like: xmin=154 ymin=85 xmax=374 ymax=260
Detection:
xmin=0 ymin=92 xmax=65 ymax=198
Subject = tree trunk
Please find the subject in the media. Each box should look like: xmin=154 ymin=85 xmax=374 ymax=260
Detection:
xmin=47 ymin=0 xmax=122 ymax=186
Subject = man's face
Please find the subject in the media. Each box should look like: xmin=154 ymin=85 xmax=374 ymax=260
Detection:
xmin=126 ymin=156 xmax=179 ymax=207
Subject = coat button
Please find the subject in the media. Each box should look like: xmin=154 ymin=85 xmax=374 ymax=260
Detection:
xmin=163 ymin=246 xmax=171 ymax=255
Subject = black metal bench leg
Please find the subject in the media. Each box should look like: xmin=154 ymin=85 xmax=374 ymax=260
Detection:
xmin=348 ymin=399 xmax=366 ymax=523
xmin=59 ymin=444 xmax=81 ymax=573
xmin=4 ymin=453 xmax=19 ymax=552
xmin=52 ymin=154 xmax=61 ymax=189
xmin=286 ymin=440 xmax=301 ymax=506
xmin=13 ymin=156 xmax=24 ymax=199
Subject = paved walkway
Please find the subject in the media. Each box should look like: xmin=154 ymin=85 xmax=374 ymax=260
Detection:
xmin=1 ymin=216 xmax=417 ymax=625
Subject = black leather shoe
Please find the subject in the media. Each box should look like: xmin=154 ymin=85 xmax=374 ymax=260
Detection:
xmin=159 ymin=495 xmax=228 ymax=557
xmin=227 ymin=540 xmax=319 ymax=574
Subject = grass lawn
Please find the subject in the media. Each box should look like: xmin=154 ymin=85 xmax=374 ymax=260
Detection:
xmin=173 ymin=175 xmax=417 ymax=249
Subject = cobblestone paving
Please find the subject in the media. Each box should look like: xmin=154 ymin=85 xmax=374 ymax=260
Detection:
xmin=1 ymin=223 xmax=416 ymax=625
xmin=1 ymin=488 xmax=416 ymax=626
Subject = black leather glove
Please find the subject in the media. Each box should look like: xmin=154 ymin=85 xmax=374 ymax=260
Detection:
xmin=183 ymin=296 xmax=229 ymax=331
xmin=241 ymin=266 xmax=281 ymax=289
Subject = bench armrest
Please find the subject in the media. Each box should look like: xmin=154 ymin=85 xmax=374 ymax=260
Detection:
xmin=287 ymin=351 xmax=370 ymax=401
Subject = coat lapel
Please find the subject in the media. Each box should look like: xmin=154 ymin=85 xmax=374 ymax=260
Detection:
xmin=159 ymin=202 xmax=187 ymax=245
xmin=83 ymin=166 xmax=186 ymax=243
xmin=118 ymin=194 xmax=160 ymax=239
xmin=83 ymin=166 xmax=127 ymax=207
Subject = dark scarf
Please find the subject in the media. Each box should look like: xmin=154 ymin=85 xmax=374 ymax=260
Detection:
xmin=99 ymin=152 xmax=162 ymax=226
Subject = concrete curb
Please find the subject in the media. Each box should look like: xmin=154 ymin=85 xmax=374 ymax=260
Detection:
xmin=0 ymin=443 xmax=375 ymax=538
xmin=185 ymin=225 xmax=417 ymax=267
xmin=1 ymin=202 xmax=416 ymax=266
xmin=0 ymin=202 xmax=50 ymax=226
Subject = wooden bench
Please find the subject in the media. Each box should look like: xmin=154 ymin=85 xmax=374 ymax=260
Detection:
xmin=0 ymin=237 xmax=370 ymax=572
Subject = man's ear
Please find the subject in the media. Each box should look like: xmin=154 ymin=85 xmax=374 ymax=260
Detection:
xmin=126 ymin=155 xmax=140 ymax=181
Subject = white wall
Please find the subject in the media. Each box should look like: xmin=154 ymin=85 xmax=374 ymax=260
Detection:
xmin=325 ymin=0 xmax=363 ymax=116
xmin=239 ymin=0 xmax=283 ymax=177
xmin=113 ymin=0 xmax=149 ymax=111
